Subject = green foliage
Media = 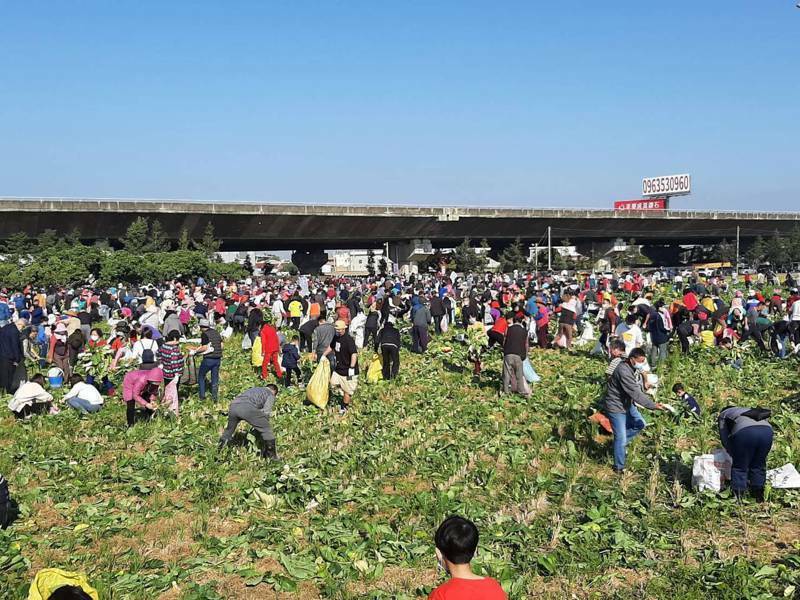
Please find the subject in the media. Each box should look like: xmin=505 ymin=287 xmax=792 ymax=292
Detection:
xmin=0 ymin=224 xmax=239 ymax=287
xmin=746 ymin=236 xmax=766 ymax=267
xmin=206 ymin=259 xmax=248 ymax=282
xmin=713 ymin=238 xmax=736 ymax=264
xmin=764 ymin=232 xmax=790 ymax=270
xmin=178 ymin=228 xmax=191 ymax=251
xmin=148 ymin=219 xmax=171 ymax=253
xmin=378 ymin=257 xmax=388 ymax=277
xmin=498 ymin=238 xmax=529 ymax=273
xmin=196 ymin=222 xmax=221 ymax=258
xmin=2 ymin=232 xmax=33 ymax=258
xmin=452 ymin=238 xmax=486 ymax=273
xmin=121 ymin=217 xmax=151 ymax=254
xmin=0 ymin=313 xmax=797 ymax=598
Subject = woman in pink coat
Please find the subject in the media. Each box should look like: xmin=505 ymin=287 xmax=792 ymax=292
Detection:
xmin=122 ymin=368 xmax=163 ymax=427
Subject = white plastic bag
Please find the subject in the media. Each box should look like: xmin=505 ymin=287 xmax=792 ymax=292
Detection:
xmin=349 ymin=312 xmax=367 ymax=349
xmin=692 ymin=454 xmax=722 ymax=492
xmin=241 ymin=334 xmax=252 ymax=350
xmin=576 ymin=322 xmax=595 ymax=347
xmin=440 ymin=314 xmax=449 ymax=333
xmin=766 ymin=463 xmax=800 ymax=489
xmin=692 ymin=449 xmax=732 ymax=492
xmin=712 ymin=448 xmax=732 ymax=482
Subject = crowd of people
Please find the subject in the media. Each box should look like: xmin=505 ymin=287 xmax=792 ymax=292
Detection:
xmin=1 ymin=265 xmax=795 ymax=596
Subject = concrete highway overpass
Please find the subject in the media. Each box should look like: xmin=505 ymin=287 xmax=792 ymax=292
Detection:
xmin=2 ymin=197 xmax=799 ymax=270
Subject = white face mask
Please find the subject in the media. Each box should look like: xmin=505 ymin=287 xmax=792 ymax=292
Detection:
xmin=90 ymin=335 xmax=100 ymax=342
xmin=634 ymin=361 xmax=647 ymax=372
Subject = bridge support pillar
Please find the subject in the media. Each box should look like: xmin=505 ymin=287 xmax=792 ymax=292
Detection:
xmin=388 ymin=239 xmax=434 ymax=276
xmin=291 ymin=250 xmax=329 ymax=274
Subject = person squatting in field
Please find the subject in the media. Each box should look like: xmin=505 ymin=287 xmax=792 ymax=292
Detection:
xmin=218 ymin=384 xmax=280 ymax=461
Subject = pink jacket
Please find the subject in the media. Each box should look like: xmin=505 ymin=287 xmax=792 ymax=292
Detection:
xmin=122 ymin=368 xmax=163 ymax=407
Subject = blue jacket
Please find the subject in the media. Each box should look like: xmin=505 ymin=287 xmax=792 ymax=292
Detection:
xmin=0 ymin=303 xmax=10 ymax=323
xmin=281 ymin=343 xmax=300 ymax=369
xmin=648 ymin=312 xmax=670 ymax=345
xmin=525 ymin=296 xmax=539 ymax=318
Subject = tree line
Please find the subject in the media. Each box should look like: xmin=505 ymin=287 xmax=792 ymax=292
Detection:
xmin=0 ymin=218 xmax=247 ymax=288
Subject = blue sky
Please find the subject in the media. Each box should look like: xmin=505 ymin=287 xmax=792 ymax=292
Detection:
xmin=1 ymin=2 xmax=797 ymax=210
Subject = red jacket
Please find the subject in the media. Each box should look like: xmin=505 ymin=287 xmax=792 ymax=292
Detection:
xmin=491 ymin=317 xmax=508 ymax=335
xmin=260 ymin=323 xmax=280 ymax=353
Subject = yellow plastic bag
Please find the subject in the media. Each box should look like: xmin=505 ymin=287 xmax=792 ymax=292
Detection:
xmin=28 ymin=568 xmax=99 ymax=600
xmin=250 ymin=335 xmax=263 ymax=367
xmin=367 ymin=353 xmax=383 ymax=383
xmin=306 ymin=359 xmax=331 ymax=409
xmin=700 ymin=330 xmax=715 ymax=348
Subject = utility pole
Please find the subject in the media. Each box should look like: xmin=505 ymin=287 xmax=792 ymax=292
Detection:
xmin=735 ymin=226 xmax=740 ymax=275
xmin=534 ymin=243 xmax=539 ymax=272
xmin=547 ymin=226 xmax=552 ymax=271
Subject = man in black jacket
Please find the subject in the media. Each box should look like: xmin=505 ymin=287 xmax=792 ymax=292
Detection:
xmin=0 ymin=319 xmax=24 ymax=394
xmin=430 ymin=295 xmax=446 ymax=334
xmin=502 ymin=316 xmax=529 ymax=398
xmin=376 ymin=316 xmax=401 ymax=380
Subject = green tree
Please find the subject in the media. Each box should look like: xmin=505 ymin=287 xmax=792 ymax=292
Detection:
xmin=498 ymin=238 xmax=529 ymax=273
xmin=121 ymin=217 xmax=150 ymax=254
xmin=37 ymin=229 xmax=59 ymax=252
xmin=196 ymin=222 xmax=221 ymax=258
xmin=746 ymin=236 xmax=766 ymax=267
xmin=367 ymin=251 xmax=376 ymax=277
xmin=552 ymin=249 xmax=568 ymax=271
xmin=378 ymin=257 xmax=388 ymax=277
xmin=177 ymin=228 xmax=191 ymax=251
xmin=451 ymin=238 xmax=485 ymax=273
xmin=713 ymin=238 xmax=736 ymax=265
xmin=2 ymin=232 xmax=32 ymax=258
xmin=785 ymin=226 xmax=800 ymax=265
xmin=148 ymin=219 xmax=171 ymax=252
xmin=65 ymin=227 xmax=82 ymax=246
xmin=764 ymin=232 xmax=789 ymax=270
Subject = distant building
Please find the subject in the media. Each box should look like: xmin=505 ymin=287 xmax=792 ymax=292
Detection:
xmin=327 ymin=250 xmax=392 ymax=276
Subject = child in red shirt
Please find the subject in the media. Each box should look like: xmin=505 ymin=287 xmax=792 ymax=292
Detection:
xmin=429 ymin=516 xmax=507 ymax=600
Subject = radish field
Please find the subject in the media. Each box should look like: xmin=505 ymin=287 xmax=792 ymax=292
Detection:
xmin=1 ymin=333 xmax=799 ymax=599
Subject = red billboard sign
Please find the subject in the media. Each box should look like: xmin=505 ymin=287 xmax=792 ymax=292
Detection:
xmin=614 ymin=198 xmax=667 ymax=211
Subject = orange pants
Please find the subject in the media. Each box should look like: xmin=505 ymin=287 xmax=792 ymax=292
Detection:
xmin=261 ymin=351 xmax=284 ymax=379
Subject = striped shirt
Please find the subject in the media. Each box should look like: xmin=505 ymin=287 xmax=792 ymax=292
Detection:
xmin=158 ymin=343 xmax=185 ymax=379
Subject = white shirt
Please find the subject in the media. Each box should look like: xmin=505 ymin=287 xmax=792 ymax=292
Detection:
xmin=63 ymin=381 xmax=104 ymax=405
xmin=9 ymin=382 xmax=53 ymax=412
xmin=132 ymin=338 xmax=158 ymax=362
xmin=619 ymin=324 xmax=643 ymax=356
xmin=791 ymin=301 xmax=800 ymax=321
